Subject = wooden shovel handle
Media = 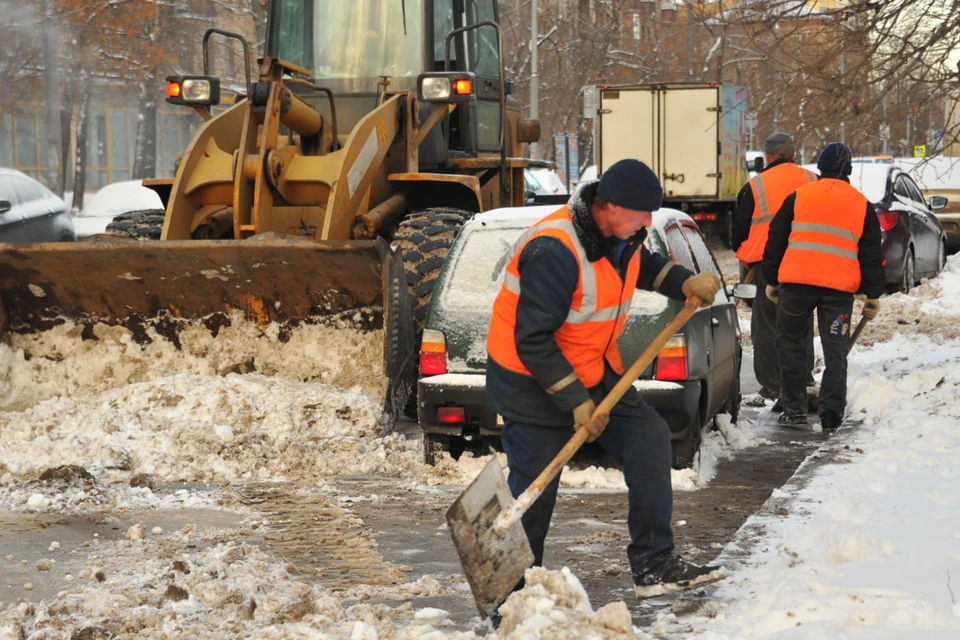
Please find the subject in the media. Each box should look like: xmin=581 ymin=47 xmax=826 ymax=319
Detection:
xmin=522 ymin=296 xmax=703 ymax=498
xmin=736 ymin=266 xmax=755 ymax=307
xmin=847 ymin=315 xmax=869 ymax=353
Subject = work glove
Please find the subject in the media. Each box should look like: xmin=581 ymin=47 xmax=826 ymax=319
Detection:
xmin=681 ymin=272 xmax=721 ymax=307
xmin=765 ymin=284 xmax=780 ymax=304
xmin=862 ymin=298 xmax=881 ymax=321
xmin=573 ymin=398 xmax=609 ymax=443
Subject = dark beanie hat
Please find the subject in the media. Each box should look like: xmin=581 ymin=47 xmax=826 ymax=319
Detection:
xmin=764 ymin=132 xmax=795 ymax=156
xmin=597 ymin=159 xmax=663 ymax=212
xmin=817 ymin=142 xmax=853 ymax=177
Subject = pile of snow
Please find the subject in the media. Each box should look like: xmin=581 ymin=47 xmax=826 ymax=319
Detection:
xmin=0 ymin=313 xmax=386 ymax=412
xmin=650 ymin=256 xmax=960 ymax=638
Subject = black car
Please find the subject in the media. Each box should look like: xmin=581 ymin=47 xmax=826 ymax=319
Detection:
xmin=416 ymin=206 xmax=753 ymax=469
xmin=805 ymin=163 xmax=947 ymax=293
xmin=0 ymin=169 xmax=76 ymax=242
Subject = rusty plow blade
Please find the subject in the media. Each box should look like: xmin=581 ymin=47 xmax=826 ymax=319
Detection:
xmin=0 ymin=236 xmax=415 ymax=419
xmin=446 ymin=456 xmax=534 ymax=619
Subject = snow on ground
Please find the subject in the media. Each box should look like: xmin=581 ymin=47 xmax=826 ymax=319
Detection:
xmin=2 ymin=251 xmax=958 ymax=637
xmin=649 ymin=257 xmax=960 ymax=639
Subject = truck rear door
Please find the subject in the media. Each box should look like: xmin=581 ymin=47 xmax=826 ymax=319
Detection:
xmin=661 ymin=87 xmax=720 ymax=199
xmin=599 ymin=88 xmax=656 ymax=172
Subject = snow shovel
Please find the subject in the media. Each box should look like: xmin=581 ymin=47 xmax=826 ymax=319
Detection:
xmin=736 ymin=266 xmax=755 ymax=307
xmin=446 ymin=295 xmax=704 ymax=619
xmin=847 ymin=314 xmax=869 ymax=354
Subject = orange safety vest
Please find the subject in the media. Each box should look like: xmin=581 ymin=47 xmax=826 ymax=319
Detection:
xmin=736 ymin=162 xmax=817 ymax=264
xmin=486 ymin=206 xmax=640 ymax=389
xmin=778 ymin=178 xmax=867 ymax=293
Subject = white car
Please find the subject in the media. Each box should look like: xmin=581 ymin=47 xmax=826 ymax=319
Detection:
xmin=73 ymin=181 xmax=165 ymax=239
xmin=528 ymin=168 xmax=567 ymax=195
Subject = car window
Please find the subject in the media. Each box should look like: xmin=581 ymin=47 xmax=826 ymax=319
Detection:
xmin=524 ymin=171 xmax=541 ymax=194
xmin=11 ymin=176 xmax=44 ymax=203
xmin=437 ymin=224 xmax=523 ymax=313
xmin=900 ymin=175 xmax=926 ymax=207
xmin=893 ymin=176 xmax=914 ymax=203
xmin=682 ymin=224 xmax=722 ymax=278
xmin=662 ymin=223 xmax=696 ymax=271
xmin=0 ymin=176 xmax=18 ymax=204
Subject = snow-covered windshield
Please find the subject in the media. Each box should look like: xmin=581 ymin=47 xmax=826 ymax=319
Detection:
xmin=270 ymin=0 xmax=424 ymax=91
xmin=438 ymin=223 xmax=522 ymax=314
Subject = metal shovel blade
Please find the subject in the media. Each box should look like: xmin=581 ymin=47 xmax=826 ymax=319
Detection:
xmin=446 ymin=456 xmax=534 ymax=618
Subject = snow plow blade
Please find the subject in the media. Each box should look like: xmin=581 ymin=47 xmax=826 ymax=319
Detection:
xmin=0 ymin=235 xmax=416 ymax=419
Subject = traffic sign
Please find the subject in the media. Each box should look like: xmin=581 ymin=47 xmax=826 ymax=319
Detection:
xmin=914 ymin=144 xmax=926 ymax=157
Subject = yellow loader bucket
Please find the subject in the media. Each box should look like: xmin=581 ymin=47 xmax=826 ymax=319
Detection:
xmin=0 ymin=236 xmax=416 ymax=420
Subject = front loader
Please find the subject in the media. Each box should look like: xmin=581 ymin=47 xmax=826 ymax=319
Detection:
xmin=0 ymin=0 xmax=544 ymax=419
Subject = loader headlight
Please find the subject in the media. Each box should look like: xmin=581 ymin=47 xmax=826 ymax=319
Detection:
xmin=417 ymin=72 xmax=476 ymax=103
xmin=165 ymin=75 xmax=221 ymax=106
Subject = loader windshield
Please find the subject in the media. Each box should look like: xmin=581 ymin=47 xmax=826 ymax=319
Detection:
xmin=270 ymin=0 xmax=424 ymax=91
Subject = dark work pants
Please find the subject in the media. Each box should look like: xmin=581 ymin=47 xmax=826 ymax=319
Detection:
xmin=777 ymin=285 xmax=854 ymax=418
xmin=749 ymin=263 xmax=815 ymax=392
xmin=500 ymin=399 xmax=674 ymax=582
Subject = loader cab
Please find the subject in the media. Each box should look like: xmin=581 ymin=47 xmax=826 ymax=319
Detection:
xmin=267 ymin=0 xmax=504 ymax=160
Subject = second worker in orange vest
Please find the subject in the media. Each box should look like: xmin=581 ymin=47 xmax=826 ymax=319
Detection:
xmin=732 ymin=132 xmax=817 ymax=403
xmin=762 ymin=143 xmax=884 ymax=431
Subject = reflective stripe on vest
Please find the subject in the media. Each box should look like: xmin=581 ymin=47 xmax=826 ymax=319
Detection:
xmin=735 ymin=163 xmax=817 ymax=264
xmin=777 ymin=179 xmax=867 ymax=293
xmin=487 ymin=206 xmax=640 ymax=389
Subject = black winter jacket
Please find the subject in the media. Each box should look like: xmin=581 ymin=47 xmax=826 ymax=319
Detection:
xmin=761 ymin=174 xmax=885 ymax=299
xmin=485 ymin=181 xmax=695 ymax=426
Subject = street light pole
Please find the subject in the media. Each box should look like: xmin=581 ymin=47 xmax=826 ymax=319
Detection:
xmin=530 ymin=0 xmax=539 ymax=157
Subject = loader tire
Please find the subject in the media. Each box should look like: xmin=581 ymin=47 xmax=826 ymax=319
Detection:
xmin=394 ymin=208 xmax=474 ymax=419
xmin=105 ymin=209 xmax=166 ymax=240
xmin=394 ymin=208 xmax=474 ymax=333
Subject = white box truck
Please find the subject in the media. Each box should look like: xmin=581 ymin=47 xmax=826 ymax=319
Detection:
xmin=596 ymin=83 xmax=749 ymax=246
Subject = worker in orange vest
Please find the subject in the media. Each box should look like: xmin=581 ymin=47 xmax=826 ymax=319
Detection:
xmin=732 ymin=132 xmax=817 ymax=405
xmin=762 ymin=143 xmax=884 ymax=430
xmin=486 ymin=159 xmax=725 ymax=600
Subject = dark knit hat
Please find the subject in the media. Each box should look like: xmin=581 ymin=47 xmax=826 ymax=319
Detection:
xmin=764 ymin=132 xmax=795 ymax=156
xmin=817 ymin=142 xmax=853 ymax=177
xmin=597 ymin=159 xmax=663 ymax=212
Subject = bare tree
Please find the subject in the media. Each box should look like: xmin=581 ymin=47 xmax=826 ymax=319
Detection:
xmin=687 ymin=0 xmax=960 ymax=160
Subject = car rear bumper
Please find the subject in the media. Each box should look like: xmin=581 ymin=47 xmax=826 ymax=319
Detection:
xmin=418 ymin=373 xmax=500 ymax=437
xmin=419 ymin=373 xmax=701 ymax=441
xmin=637 ymin=380 xmax=701 ymax=438
xmin=880 ymin=224 xmax=908 ymax=286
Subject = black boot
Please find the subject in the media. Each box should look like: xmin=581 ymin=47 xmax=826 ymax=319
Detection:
xmin=820 ymin=411 xmax=842 ymax=432
xmin=777 ymin=411 xmax=808 ymax=427
xmin=634 ymin=553 xmax=727 ymax=599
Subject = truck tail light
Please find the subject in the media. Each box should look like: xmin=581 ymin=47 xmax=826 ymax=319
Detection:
xmin=438 ymin=407 xmax=466 ymax=424
xmin=877 ymin=211 xmax=899 ymax=232
xmin=420 ymin=329 xmax=447 ymax=375
xmin=655 ymin=335 xmax=687 ymax=381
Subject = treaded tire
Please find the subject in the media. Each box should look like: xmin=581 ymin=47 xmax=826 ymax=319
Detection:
xmin=393 ymin=208 xmax=475 ymax=332
xmin=394 ymin=208 xmax=474 ymax=420
xmin=105 ymin=209 xmax=165 ymax=240
xmin=672 ymin=407 xmax=703 ymax=470
xmin=719 ymin=350 xmax=742 ymax=426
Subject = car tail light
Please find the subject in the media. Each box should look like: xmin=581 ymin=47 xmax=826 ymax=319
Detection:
xmin=438 ymin=407 xmax=466 ymax=424
xmin=877 ymin=211 xmax=899 ymax=232
xmin=655 ymin=335 xmax=687 ymax=381
xmin=420 ymin=329 xmax=447 ymax=375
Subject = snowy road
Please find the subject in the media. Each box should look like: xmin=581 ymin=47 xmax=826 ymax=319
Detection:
xmin=2 ymin=248 xmax=958 ymax=637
